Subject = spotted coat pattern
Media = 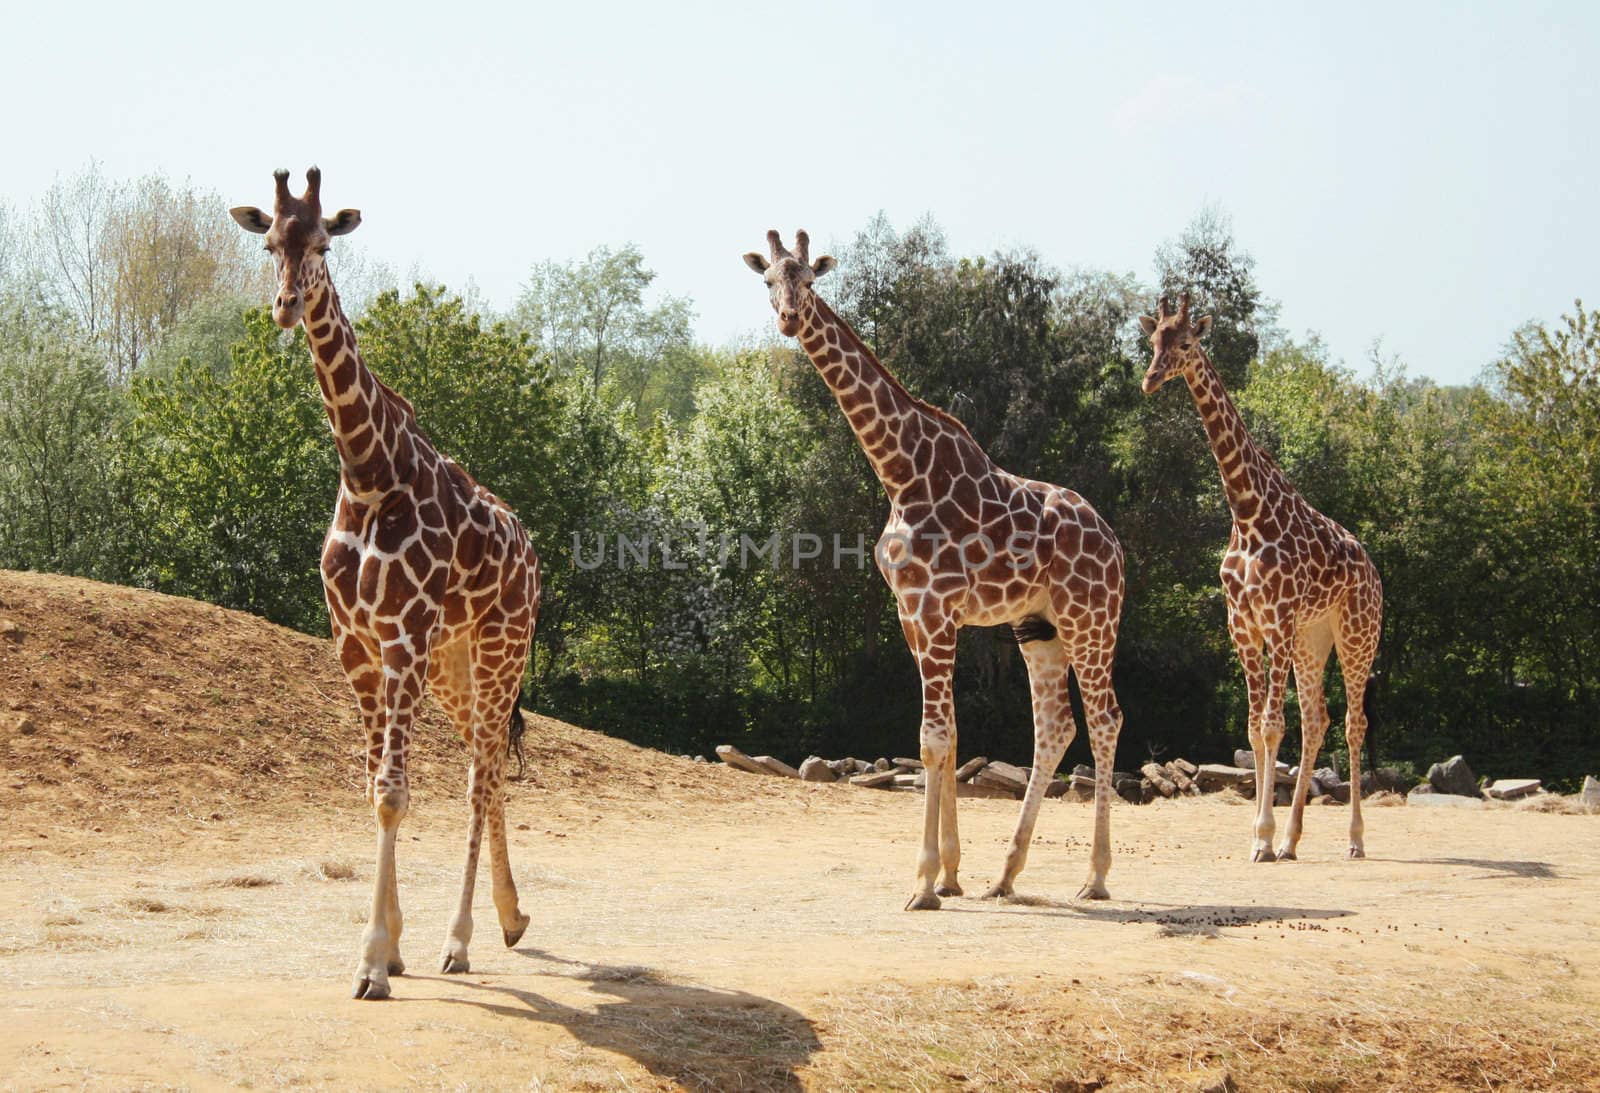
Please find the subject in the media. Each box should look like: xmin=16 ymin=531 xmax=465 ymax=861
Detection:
xmin=1141 ymin=292 xmax=1383 ymax=861
xmin=746 ymin=231 xmax=1126 ymax=910
xmin=232 ymin=169 xmax=540 ymax=1000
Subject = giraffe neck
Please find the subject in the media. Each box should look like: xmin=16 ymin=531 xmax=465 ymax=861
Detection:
xmin=800 ymin=296 xmax=981 ymax=499
xmin=300 ymin=269 xmax=419 ymax=499
xmin=1182 ymin=351 xmax=1275 ymax=525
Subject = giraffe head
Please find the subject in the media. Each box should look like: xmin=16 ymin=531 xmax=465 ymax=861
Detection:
xmin=1138 ymin=291 xmax=1213 ymax=394
xmin=743 ymin=230 xmax=837 ymax=337
xmin=230 ymin=167 xmax=361 ymax=329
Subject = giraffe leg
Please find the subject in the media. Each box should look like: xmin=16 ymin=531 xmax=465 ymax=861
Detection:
xmin=983 ymin=635 xmax=1075 ymax=900
xmin=1278 ymin=622 xmax=1334 ymax=861
xmin=351 ymin=639 xmax=427 ymax=1001
xmin=934 ymin=749 xmax=962 ymax=898
xmin=1074 ymin=659 xmax=1123 ymax=900
xmin=1229 ymin=622 xmax=1270 ymax=862
xmin=479 ymin=654 xmax=531 ymax=948
xmin=1337 ymin=580 xmax=1382 ymax=860
xmin=905 ymin=620 xmax=957 ymax=912
xmin=439 ymin=753 xmax=488 ymax=974
xmin=1251 ymin=634 xmax=1294 ymax=863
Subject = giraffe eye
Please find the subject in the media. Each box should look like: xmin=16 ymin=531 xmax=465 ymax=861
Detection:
xmin=1182 ymin=341 xmax=1192 ymax=349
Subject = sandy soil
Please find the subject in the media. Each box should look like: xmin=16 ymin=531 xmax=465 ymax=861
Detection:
xmin=2 ymin=571 xmax=1598 ymax=1090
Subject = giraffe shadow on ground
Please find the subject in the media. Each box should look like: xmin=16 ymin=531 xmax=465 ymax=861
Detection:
xmin=425 ymin=948 xmax=820 ymax=1092
xmin=1369 ymin=856 xmax=1560 ymax=879
xmin=941 ymin=896 xmax=1354 ymax=937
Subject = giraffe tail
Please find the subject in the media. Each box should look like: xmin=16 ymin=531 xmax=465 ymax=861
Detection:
xmin=1004 ymin=616 xmax=1058 ymax=644
xmin=508 ymin=696 xmax=528 ymax=780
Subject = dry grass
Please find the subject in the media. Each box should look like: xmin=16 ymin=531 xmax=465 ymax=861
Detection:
xmin=803 ymin=977 xmax=1597 ymax=1092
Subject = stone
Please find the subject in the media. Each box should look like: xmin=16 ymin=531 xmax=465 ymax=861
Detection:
xmin=849 ymin=770 xmax=896 ymax=788
xmin=955 ymin=780 xmax=1016 ymax=799
xmin=715 ymin=744 xmax=770 ymax=776
xmin=1195 ymin=764 xmax=1254 ymax=792
xmin=826 ymin=758 xmax=856 ymax=776
xmin=1326 ymin=780 xmax=1352 ymax=804
xmin=891 ymin=773 xmax=920 ymax=788
xmin=873 ymin=758 xmax=892 ymax=772
xmin=1274 ymin=784 xmax=1293 ymax=806
xmin=1234 ymin=749 xmax=1255 ymax=770
xmin=693 ymin=755 xmax=708 ymax=763
xmin=0 ymin=619 xmax=21 ymax=642
xmin=954 ymin=756 xmax=989 ymax=782
xmin=1427 ymin=755 xmax=1480 ymax=797
xmin=1408 ymin=785 xmax=1483 ymax=808
xmin=1583 ymin=775 xmax=1600 ymax=809
xmin=798 ymin=756 xmax=836 ymax=783
xmin=1114 ymin=777 xmax=1144 ymax=804
xmin=752 ymin=755 xmax=801 ymax=779
xmin=977 ymin=760 xmax=1030 ymax=792
xmin=1171 ymin=757 xmax=1199 ymax=777
xmin=1072 ymin=763 xmax=1094 ymax=780
xmin=1045 ymin=778 xmax=1070 ymax=799
xmin=1164 ymin=762 xmax=1196 ymax=793
xmin=1141 ymin=762 xmax=1178 ymax=797
xmin=8 ymin=714 xmax=38 ymax=736
xmin=1485 ymin=778 xmax=1541 ymax=801
xmin=892 ymin=757 xmax=924 ymax=771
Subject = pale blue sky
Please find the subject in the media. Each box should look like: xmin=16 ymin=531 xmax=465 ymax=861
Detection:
xmin=5 ymin=1 xmax=1594 ymax=385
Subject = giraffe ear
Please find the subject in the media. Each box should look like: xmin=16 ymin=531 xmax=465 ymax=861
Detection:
xmin=1191 ymin=315 xmax=1213 ymax=338
xmin=811 ymin=255 xmax=837 ymax=277
xmin=230 ymin=206 xmax=272 ymax=234
xmin=323 ymin=209 xmax=362 ymax=236
xmin=743 ymin=252 xmax=770 ymax=275
xmin=1138 ymin=314 xmax=1157 ymax=336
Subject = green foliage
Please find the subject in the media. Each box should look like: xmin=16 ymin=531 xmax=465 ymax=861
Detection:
xmin=128 ymin=310 xmax=334 ymax=630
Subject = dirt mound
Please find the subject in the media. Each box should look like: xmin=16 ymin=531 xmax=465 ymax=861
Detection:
xmin=0 ymin=570 xmax=755 ymax=849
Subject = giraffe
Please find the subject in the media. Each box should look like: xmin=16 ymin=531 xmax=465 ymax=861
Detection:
xmin=1139 ymin=291 xmax=1383 ymax=861
xmin=231 ymin=168 xmax=540 ymax=999
xmin=744 ymin=230 xmax=1126 ymax=910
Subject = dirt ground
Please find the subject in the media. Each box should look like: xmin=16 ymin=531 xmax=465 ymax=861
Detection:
xmin=3 ymin=571 xmax=1599 ymax=1091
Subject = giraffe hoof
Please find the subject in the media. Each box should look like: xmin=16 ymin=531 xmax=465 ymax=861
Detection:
xmin=1347 ymin=846 xmax=1366 ymax=860
xmin=386 ymin=956 xmax=406 ymax=976
xmin=440 ymin=952 xmax=470 ymax=975
xmin=979 ymin=884 xmax=1012 ymax=900
xmin=935 ymin=882 xmax=964 ymax=898
xmin=352 ymin=975 xmax=390 ymax=1001
xmin=504 ymin=914 xmax=531 ymax=948
xmin=904 ymin=892 xmax=942 ymax=911
xmin=1251 ymin=846 xmax=1277 ymax=863
xmin=1276 ymin=848 xmax=1297 ymax=862
xmin=1075 ymin=883 xmax=1110 ymax=901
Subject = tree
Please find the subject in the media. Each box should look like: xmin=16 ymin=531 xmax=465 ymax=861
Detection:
xmin=513 ymin=243 xmax=696 ymax=417
xmin=0 ymin=294 xmax=127 ymax=577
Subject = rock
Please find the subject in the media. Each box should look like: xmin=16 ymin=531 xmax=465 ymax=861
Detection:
xmin=849 ymin=770 xmax=897 ymax=788
xmin=693 ymin=755 xmax=707 ymax=763
xmin=977 ymin=760 xmax=1030 ymax=792
xmin=798 ymin=756 xmax=836 ymax=783
xmin=1063 ymin=775 xmax=1096 ymax=801
xmin=752 ymin=755 xmax=801 ymax=779
xmin=1583 ymin=775 xmax=1600 ymax=809
xmin=1427 ymin=755 xmax=1480 ymax=797
xmin=1164 ymin=762 xmax=1196 ymax=793
xmin=955 ymin=780 xmax=1016 ymax=799
xmin=1045 ymin=777 xmax=1070 ymax=798
xmin=1114 ymin=776 xmax=1144 ymax=804
xmin=1485 ymin=778 xmax=1541 ymax=801
xmin=1195 ymin=764 xmax=1254 ymax=792
xmin=1326 ymin=780 xmax=1352 ymax=804
xmin=873 ymin=758 xmax=892 ymax=772
xmin=7 ymin=714 xmax=38 ymax=736
xmin=1408 ymin=785 xmax=1483 ymax=808
xmin=892 ymin=773 xmax=920 ymax=788
xmin=954 ymin=756 xmax=989 ymax=782
xmin=715 ymin=744 xmax=770 ymax=775
xmin=0 ymin=619 xmax=21 ymax=642
xmin=826 ymin=758 xmax=856 ymax=776
xmin=1234 ymin=749 xmax=1255 ymax=770
xmin=892 ymin=757 xmax=924 ymax=771
xmin=1274 ymin=784 xmax=1293 ymax=806
xmin=1171 ymin=757 xmax=1199 ymax=777
xmin=1141 ymin=762 xmax=1178 ymax=797
xmin=1072 ymin=763 xmax=1094 ymax=780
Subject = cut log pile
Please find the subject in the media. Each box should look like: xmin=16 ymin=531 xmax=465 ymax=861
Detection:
xmin=698 ymin=744 xmax=1592 ymax=810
